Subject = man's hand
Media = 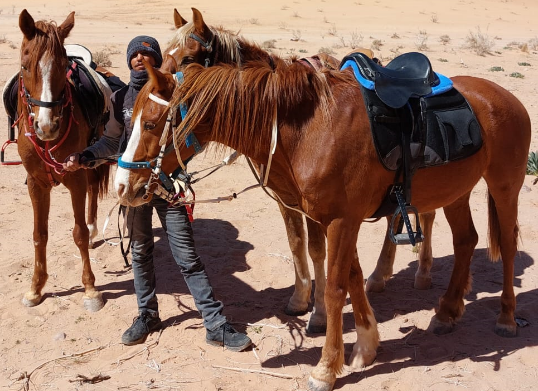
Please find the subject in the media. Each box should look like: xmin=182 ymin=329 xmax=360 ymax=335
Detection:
xmin=63 ymin=153 xmax=88 ymax=171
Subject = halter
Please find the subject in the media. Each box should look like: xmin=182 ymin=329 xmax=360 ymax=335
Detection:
xmin=189 ymin=32 xmax=214 ymax=67
xmin=117 ymin=72 xmax=202 ymax=207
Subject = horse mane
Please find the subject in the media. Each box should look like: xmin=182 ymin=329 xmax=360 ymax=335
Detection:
xmin=173 ymin=57 xmax=342 ymax=155
xmin=166 ymin=22 xmax=271 ymax=67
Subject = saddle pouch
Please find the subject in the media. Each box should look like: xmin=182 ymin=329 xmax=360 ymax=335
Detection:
xmin=360 ymin=85 xmax=482 ymax=171
xmin=419 ymin=87 xmax=482 ymax=166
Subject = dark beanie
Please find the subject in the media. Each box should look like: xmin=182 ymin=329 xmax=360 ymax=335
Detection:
xmin=126 ymin=35 xmax=163 ymax=69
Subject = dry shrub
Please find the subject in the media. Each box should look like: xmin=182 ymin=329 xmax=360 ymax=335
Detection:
xmin=529 ymin=37 xmax=538 ymax=50
xmin=262 ymin=40 xmax=277 ymax=49
xmin=93 ymin=50 xmax=112 ymax=67
xmin=439 ymin=34 xmax=450 ymax=45
xmin=465 ymin=27 xmax=494 ymax=56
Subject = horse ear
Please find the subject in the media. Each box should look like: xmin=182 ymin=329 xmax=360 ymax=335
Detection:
xmin=173 ymin=8 xmax=188 ymax=28
xmin=144 ymin=59 xmax=168 ymax=90
xmin=19 ymin=9 xmax=36 ymax=40
xmin=191 ymin=8 xmax=210 ymax=39
xmin=161 ymin=55 xmax=177 ymax=74
xmin=58 ymin=11 xmax=75 ymax=41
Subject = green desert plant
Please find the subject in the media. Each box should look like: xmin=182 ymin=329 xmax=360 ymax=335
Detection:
xmin=527 ymin=151 xmax=538 ymax=175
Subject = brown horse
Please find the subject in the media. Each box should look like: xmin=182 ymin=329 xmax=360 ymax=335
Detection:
xmin=116 ymin=55 xmax=530 ymax=390
xmin=165 ymin=7 xmax=438 ymax=331
xmin=15 ymin=10 xmax=109 ymax=311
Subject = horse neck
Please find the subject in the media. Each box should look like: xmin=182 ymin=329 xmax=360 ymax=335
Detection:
xmin=235 ymin=38 xmax=272 ymax=64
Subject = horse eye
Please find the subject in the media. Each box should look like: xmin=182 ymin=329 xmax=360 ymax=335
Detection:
xmin=144 ymin=122 xmax=156 ymax=130
xmin=181 ymin=57 xmax=194 ymax=66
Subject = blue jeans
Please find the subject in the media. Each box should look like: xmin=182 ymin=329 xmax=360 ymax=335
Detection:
xmin=127 ymin=197 xmax=226 ymax=331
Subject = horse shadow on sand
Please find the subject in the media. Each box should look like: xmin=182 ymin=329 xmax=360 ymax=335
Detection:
xmin=260 ymin=248 xmax=537 ymax=389
xmin=91 ymin=217 xmax=310 ymax=335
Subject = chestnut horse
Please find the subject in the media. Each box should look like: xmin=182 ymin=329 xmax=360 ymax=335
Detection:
xmin=164 ymin=7 xmax=438 ymax=332
xmin=15 ymin=10 xmax=109 ymax=311
xmin=116 ymin=55 xmax=530 ymax=390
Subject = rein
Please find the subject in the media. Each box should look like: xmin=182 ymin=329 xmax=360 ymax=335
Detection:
xmin=18 ymin=72 xmax=75 ymax=185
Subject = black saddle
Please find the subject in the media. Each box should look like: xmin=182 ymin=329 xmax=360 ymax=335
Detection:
xmin=341 ymin=52 xmax=440 ymax=108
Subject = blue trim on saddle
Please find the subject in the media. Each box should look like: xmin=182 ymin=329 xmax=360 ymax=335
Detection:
xmin=341 ymin=60 xmax=453 ymax=97
xmin=175 ymin=71 xmax=202 ymax=153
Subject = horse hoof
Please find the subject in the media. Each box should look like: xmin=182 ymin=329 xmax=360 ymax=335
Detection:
xmin=348 ymin=346 xmax=377 ymax=369
xmin=22 ymin=293 xmax=42 ymax=307
xmin=284 ymin=306 xmax=308 ymax=316
xmin=83 ymin=293 xmax=104 ymax=312
xmin=414 ymin=275 xmax=432 ymax=290
xmin=306 ymin=322 xmax=327 ymax=334
xmin=365 ymin=277 xmax=386 ymax=293
xmin=307 ymin=376 xmax=334 ymax=391
xmin=495 ymin=323 xmax=517 ymax=338
xmin=427 ymin=316 xmax=455 ymax=335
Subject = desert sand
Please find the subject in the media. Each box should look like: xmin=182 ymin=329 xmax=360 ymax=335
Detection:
xmin=1 ymin=0 xmax=538 ymax=390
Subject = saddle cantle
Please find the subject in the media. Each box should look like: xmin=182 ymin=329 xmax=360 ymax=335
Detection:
xmin=341 ymin=51 xmax=453 ymax=108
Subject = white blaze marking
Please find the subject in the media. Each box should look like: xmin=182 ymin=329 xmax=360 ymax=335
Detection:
xmin=37 ymin=55 xmax=54 ymax=131
xmin=114 ymin=112 xmax=143 ymax=195
xmin=168 ymin=47 xmax=178 ymax=55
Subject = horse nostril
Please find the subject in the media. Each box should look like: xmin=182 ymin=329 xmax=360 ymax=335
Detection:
xmin=117 ymin=184 xmax=125 ymax=198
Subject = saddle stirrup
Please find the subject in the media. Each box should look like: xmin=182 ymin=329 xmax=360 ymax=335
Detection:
xmin=389 ymin=185 xmax=424 ymax=246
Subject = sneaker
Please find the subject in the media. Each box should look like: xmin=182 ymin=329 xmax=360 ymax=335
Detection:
xmin=206 ymin=322 xmax=252 ymax=352
xmin=121 ymin=312 xmax=162 ymax=346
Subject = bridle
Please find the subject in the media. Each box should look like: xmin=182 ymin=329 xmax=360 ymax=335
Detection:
xmin=16 ymin=63 xmax=75 ymax=185
xmin=188 ymin=32 xmax=214 ymax=68
xmin=117 ymin=72 xmax=203 ymax=207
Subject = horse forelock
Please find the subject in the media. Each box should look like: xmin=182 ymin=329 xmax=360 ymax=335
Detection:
xmin=174 ymin=60 xmax=335 ymax=156
xmin=166 ymin=23 xmax=241 ymax=65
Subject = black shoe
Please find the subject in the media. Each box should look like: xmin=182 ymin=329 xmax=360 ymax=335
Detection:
xmin=121 ymin=312 xmax=162 ymax=346
xmin=206 ymin=323 xmax=252 ymax=352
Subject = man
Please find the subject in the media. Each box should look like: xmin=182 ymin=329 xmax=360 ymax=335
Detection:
xmin=63 ymin=36 xmax=252 ymax=351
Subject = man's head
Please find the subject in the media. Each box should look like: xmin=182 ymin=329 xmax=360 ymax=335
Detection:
xmin=126 ymin=35 xmax=163 ymax=71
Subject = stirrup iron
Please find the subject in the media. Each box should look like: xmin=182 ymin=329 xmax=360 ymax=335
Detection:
xmin=389 ymin=186 xmax=424 ymax=246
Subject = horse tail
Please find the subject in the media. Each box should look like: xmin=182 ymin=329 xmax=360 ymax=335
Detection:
xmin=487 ymin=191 xmax=520 ymax=262
xmin=95 ymin=164 xmax=110 ymax=199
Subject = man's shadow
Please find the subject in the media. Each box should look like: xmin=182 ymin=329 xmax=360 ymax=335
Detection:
xmin=94 ymin=217 xmax=309 ymax=333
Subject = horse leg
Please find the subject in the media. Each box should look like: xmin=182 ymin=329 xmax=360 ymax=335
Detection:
xmin=428 ymin=193 xmax=476 ymax=335
xmin=483 ymin=189 xmax=520 ymax=337
xmin=366 ymin=211 xmax=436 ymax=292
xmin=279 ymin=203 xmax=311 ymax=316
xmin=348 ymin=248 xmax=379 ymax=369
xmin=308 ymin=219 xmax=358 ymax=391
xmin=66 ymin=178 xmax=104 ymax=312
xmin=85 ymin=170 xmax=99 ymax=249
xmin=22 ymin=176 xmax=50 ymax=307
xmin=305 ymin=217 xmax=327 ymax=334
xmin=414 ymin=210 xmax=435 ymax=290
xmin=365 ymin=216 xmax=396 ymax=292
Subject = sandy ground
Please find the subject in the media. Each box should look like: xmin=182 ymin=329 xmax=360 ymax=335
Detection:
xmin=1 ymin=0 xmax=538 ymax=390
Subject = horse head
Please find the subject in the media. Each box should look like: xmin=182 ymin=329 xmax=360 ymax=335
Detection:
xmin=18 ymin=9 xmax=74 ymax=141
xmin=114 ymin=55 xmax=198 ymax=207
xmin=167 ymin=8 xmax=216 ymax=68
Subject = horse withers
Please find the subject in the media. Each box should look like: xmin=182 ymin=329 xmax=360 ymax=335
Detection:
xmin=117 ymin=54 xmax=530 ymax=390
xmin=14 ymin=10 xmax=110 ymax=311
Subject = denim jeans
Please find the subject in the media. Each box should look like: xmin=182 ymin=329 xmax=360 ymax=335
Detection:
xmin=127 ymin=197 xmax=226 ymax=331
